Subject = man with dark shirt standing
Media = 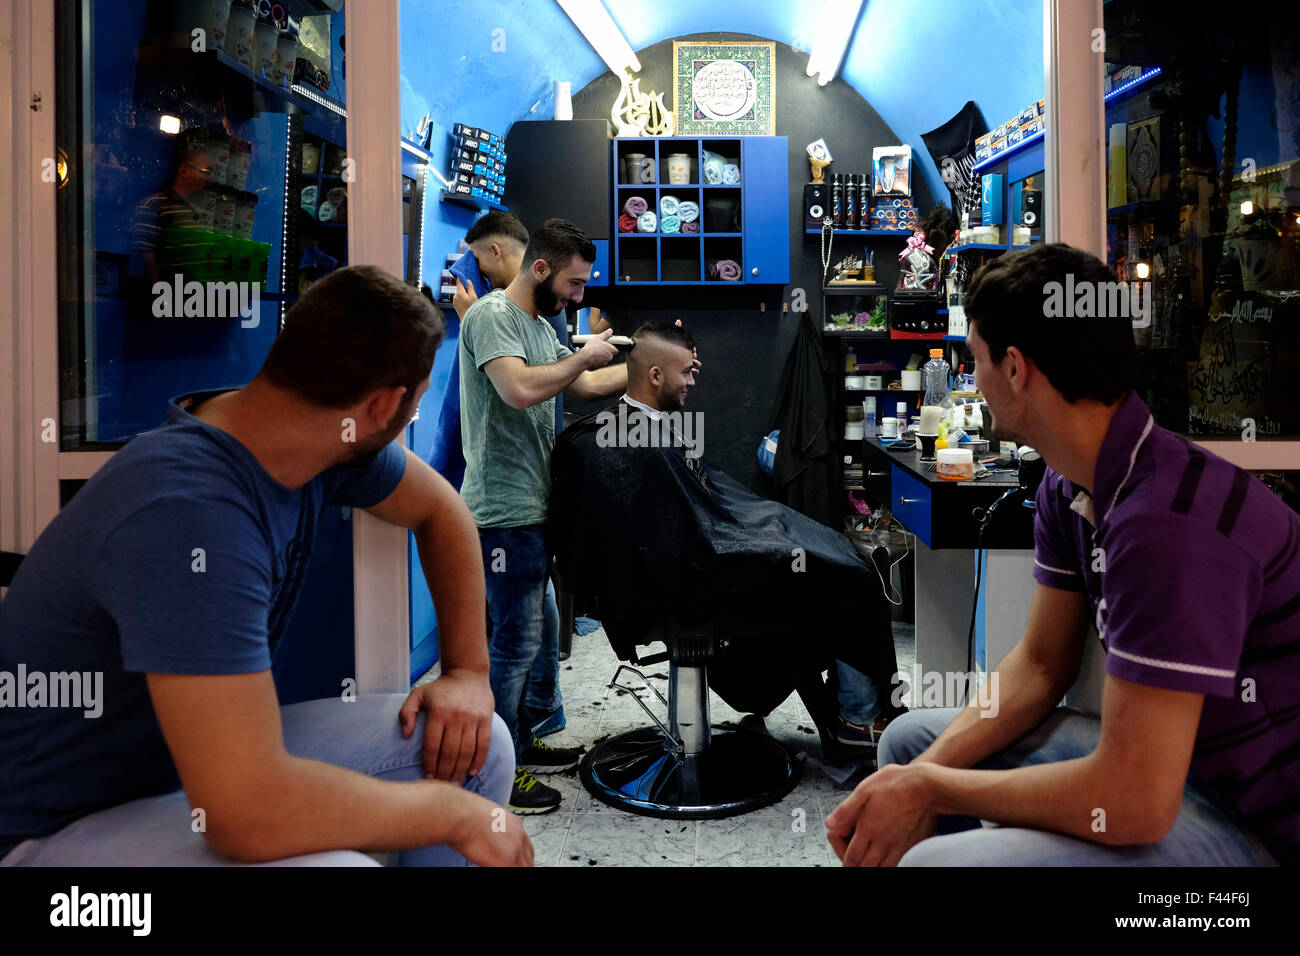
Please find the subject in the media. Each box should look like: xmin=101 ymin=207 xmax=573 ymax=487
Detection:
xmin=828 ymin=243 xmax=1298 ymax=866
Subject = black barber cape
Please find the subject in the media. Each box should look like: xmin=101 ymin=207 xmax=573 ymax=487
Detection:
xmin=764 ymin=312 xmax=839 ymax=528
xmin=547 ymin=398 xmax=903 ymax=718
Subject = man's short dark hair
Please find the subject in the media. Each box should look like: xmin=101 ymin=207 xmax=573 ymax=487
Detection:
xmin=964 ymin=242 xmax=1136 ymax=404
xmin=260 ymin=265 xmax=444 ymax=408
xmin=632 ymin=319 xmax=695 ymax=354
xmin=465 ymin=210 xmax=528 ymax=246
xmin=522 ymin=218 xmax=596 ymax=276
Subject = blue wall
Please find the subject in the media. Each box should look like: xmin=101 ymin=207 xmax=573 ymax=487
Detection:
xmin=400 ymin=0 xmax=1043 ymax=247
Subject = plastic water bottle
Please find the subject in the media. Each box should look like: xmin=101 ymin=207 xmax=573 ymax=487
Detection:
xmin=863 ymin=397 xmax=877 ymax=438
xmin=923 ymin=348 xmax=953 ymax=409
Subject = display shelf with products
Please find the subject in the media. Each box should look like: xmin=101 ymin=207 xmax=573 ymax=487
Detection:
xmin=612 ymin=136 xmax=789 ymax=285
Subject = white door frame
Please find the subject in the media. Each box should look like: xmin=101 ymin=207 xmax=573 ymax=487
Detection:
xmin=346 ymin=0 xmax=411 ymax=693
xmin=2 ymin=0 xmax=61 ymax=555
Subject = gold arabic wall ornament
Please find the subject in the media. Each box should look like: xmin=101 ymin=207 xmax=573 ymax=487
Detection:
xmin=610 ymin=69 xmax=675 ymax=137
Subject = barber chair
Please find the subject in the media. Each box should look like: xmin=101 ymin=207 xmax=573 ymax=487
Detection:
xmin=578 ymin=612 xmax=803 ymax=819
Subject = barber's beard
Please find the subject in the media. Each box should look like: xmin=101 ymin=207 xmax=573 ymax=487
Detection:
xmin=533 ymin=276 xmax=563 ymax=317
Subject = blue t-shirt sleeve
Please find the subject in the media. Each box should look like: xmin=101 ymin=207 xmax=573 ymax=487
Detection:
xmin=324 ymin=441 xmax=407 ymax=508
xmin=95 ymin=497 xmax=273 ymax=674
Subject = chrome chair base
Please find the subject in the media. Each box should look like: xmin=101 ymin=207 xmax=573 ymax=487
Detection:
xmin=579 ymin=725 xmax=799 ymax=819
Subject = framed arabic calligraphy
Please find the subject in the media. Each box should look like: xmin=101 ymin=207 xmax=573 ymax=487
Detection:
xmin=673 ymin=41 xmax=775 ymax=136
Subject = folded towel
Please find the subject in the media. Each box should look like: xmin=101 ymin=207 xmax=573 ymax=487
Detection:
xmin=623 ymin=195 xmax=648 ymax=217
xmin=660 ymin=214 xmax=681 ymax=233
xmin=618 ymin=213 xmax=638 ymax=233
xmin=680 ymin=219 xmax=700 ymax=234
xmin=636 ymin=211 xmax=658 ymax=233
xmin=660 ymin=194 xmax=680 ymax=217
xmin=722 ymin=164 xmax=741 ymax=184
xmin=676 ymin=200 xmax=699 ymax=223
xmin=702 ymin=150 xmax=725 ymax=184
xmin=709 ymin=258 xmax=742 ymax=281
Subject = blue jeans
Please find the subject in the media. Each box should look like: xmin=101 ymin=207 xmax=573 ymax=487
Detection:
xmin=0 ymin=694 xmax=514 ymax=866
xmin=835 ymin=660 xmax=881 ymax=724
xmin=480 ymin=525 xmax=556 ymax=758
xmin=877 ymin=707 xmax=1277 ymax=866
xmin=526 ymin=578 xmax=563 ymax=718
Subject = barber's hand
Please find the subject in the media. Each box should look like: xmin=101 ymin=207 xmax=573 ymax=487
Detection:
xmin=578 ymin=327 xmax=619 ymax=369
xmin=673 ymin=318 xmax=702 ymax=375
xmin=825 ymin=762 xmax=938 ymax=866
xmin=447 ymin=788 xmax=535 ymax=867
xmin=453 ymin=278 xmax=478 ymax=319
xmin=399 ymin=668 xmax=495 ymax=783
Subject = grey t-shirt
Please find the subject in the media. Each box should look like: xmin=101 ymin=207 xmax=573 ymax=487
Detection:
xmin=458 ymin=290 xmax=573 ymax=528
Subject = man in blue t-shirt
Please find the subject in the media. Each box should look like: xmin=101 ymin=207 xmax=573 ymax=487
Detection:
xmin=0 ymin=265 xmax=530 ymax=867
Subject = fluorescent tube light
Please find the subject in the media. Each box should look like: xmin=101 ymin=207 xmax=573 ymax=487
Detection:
xmin=806 ymin=0 xmax=864 ymax=86
xmin=556 ymin=0 xmax=640 ymax=76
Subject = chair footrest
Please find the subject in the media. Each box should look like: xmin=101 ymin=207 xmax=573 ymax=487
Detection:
xmin=630 ymin=650 xmax=670 ymax=667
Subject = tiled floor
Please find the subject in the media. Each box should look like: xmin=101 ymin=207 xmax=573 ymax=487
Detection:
xmin=418 ymin=622 xmax=916 ymax=867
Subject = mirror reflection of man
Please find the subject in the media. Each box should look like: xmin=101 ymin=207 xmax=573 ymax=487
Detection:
xmin=130 ymin=138 xmax=214 ymax=288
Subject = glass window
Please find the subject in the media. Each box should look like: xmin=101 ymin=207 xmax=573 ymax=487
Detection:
xmin=1102 ymin=15 xmax=1300 ymax=439
xmin=56 ymin=0 xmax=349 ymax=448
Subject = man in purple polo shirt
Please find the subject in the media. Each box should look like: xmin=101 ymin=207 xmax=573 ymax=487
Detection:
xmin=827 ymin=242 xmax=1298 ymax=866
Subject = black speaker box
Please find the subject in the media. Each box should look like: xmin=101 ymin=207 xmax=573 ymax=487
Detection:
xmin=804 ymin=183 xmax=830 ymax=229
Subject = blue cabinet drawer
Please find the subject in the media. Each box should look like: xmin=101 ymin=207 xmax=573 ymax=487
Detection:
xmin=589 ymin=239 xmax=609 ymax=287
xmin=891 ymin=466 xmax=933 ymax=548
xmin=741 ymin=136 xmax=790 ymax=284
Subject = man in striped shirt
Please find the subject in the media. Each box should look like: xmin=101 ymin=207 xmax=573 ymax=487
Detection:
xmin=827 ymin=242 xmax=1297 ymax=866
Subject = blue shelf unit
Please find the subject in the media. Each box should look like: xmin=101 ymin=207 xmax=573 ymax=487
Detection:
xmin=612 ymin=136 xmax=789 ymax=285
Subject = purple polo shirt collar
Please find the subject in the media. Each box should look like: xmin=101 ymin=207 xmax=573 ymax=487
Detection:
xmin=1057 ymin=390 xmax=1155 ymax=534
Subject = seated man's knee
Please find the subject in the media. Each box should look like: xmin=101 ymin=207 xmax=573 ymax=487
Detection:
xmin=877 ymin=709 xmax=954 ymax=767
xmin=473 ymin=714 xmax=516 ymax=803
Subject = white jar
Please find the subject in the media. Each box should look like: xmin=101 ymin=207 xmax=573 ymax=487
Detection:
xmin=880 ymin=417 xmax=899 ymax=439
xmin=937 ymin=447 xmax=974 ymax=481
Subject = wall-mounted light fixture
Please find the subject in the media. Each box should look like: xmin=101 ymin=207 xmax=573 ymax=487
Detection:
xmin=159 ymin=114 xmax=181 ymax=135
xmin=1135 ymin=261 xmax=1150 ymax=280
xmin=806 ymin=0 xmax=864 ymax=86
xmin=1240 ymin=200 xmax=1254 ymax=216
xmin=556 ymin=0 xmax=640 ymax=76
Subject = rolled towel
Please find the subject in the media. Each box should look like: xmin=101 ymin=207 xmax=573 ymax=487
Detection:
xmin=681 ymin=219 xmax=700 ymax=233
xmin=660 ymin=194 xmax=679 ymax=217
xmin=636 ymin=211 xmax=658 ymax=233
xmin=722 ymin=164 xmax=741 ymax=184
xmin=676 ymin=200 xmax=699 ymax=223
xmin=623 ymin=195 xmax=649 ymax=218
xmin=618 ymin=213 xmax=638 ymax=233
xmin=709 ymin=258 xmax=742 ymax=281
xmin=702 ymin=150 xmax=725 ymax=184
xmin=661 ymin=214 xmax=681 ymax=234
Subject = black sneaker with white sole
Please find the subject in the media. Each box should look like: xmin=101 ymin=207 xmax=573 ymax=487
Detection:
xmin=510 ymin=767 xmax=561 ymax=815
xmin=519 ymin=735 xmax=583 ymax=773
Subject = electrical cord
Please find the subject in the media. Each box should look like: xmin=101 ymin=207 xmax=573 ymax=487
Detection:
xmin=968 ymin=488 xmax=1022 ymax=705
